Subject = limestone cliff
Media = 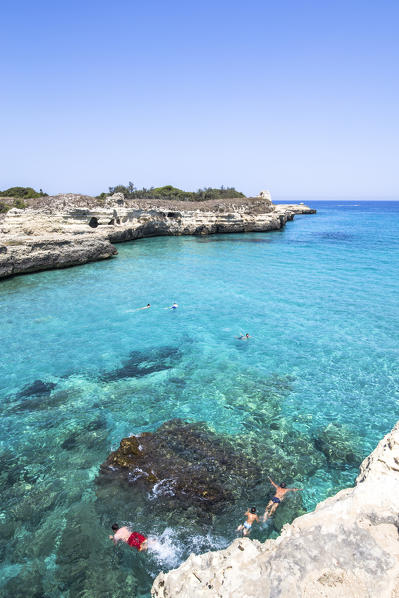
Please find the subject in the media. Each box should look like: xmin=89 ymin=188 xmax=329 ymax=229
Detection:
xmin=0 ymin=195 xmax=315 ymax=279
xmin=151 ymin=422 xmax=399 ymax=598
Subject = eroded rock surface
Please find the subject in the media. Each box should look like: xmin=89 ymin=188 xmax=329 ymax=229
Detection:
xmin=0 ymin=195 xmax=315 ymax=279
xmin=152 ymin=422 xmax=399 ymax=597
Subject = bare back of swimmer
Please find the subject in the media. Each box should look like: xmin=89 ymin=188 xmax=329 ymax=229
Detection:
xmin=236 ymin=507 xmax=259 ymax=536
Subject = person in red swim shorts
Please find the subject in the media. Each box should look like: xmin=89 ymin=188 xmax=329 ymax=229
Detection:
xmin=109 ymin=523 xmax=148 ymax=552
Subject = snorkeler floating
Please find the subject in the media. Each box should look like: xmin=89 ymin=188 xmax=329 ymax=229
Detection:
xmin=237 ymin=333 xmax=251 ymax=340
xmin=132 ymin=302 xmax=180 ymax=311
xmin=263 ymin=476 xmax=302 ymax=521
xmin=236 ymin=506 xmax=259 ymax=536
xmin=137 ymin=304 xmax=151 ymax=310
xmin=109 ymin=523 xmax=148 ymax=552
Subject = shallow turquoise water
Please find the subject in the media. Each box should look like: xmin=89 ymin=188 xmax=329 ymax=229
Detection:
xmin=1 ymin=201 xmax=399 ymax=596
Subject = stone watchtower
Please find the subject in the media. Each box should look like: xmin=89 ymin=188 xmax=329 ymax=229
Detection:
xmin=258 ymin=190 xmax=272 ymax=202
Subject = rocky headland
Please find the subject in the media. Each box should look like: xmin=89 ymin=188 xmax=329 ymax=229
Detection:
xmin=0 ymin=194 xmax=315 ymax=279
xmin=151 ymin=421 xmax=399 ymax=598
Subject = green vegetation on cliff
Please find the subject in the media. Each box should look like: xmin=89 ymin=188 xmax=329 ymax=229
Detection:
xmin=97 ymin=182 xmax=246 ymax=201
xmin=0 ymin=187 xmax=48 ymax=199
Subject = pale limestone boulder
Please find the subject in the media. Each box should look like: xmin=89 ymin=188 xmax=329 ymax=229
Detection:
xmin=0 ymin=234 xmax=117 ymax=278
xmin=107 ymin=192 xmax=125 ymax=204
xmin=152 ymin=422 xmax=399 ymax=598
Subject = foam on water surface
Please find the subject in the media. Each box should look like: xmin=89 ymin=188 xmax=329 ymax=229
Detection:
xmin=147 ymin=528 xmax=227 ymax=571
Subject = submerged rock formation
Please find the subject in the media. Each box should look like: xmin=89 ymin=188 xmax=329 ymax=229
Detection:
xmin=0 ymin=195 xmax=315 ymax=279
xmin=101 ymin=346 xmax=183 ymax=382
xmin=99 ymin=419 xmax=261 ymax=515
xmin=313 ymin=422 xmax=364 ymax=468
xmin=152 ymin=422 xmax=399 ymax=597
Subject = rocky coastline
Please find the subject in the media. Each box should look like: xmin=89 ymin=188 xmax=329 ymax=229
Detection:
xmin=151 ymin=421 xmax=399 ymax=598
xmin=0 ymin=194 xmax=315 ymax=279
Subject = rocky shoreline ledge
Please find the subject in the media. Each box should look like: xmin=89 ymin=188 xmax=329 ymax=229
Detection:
xmin=151 ymin=422 xmax=399 ymax=598
xmin=0 ymin=194 xmax=315 ymax=279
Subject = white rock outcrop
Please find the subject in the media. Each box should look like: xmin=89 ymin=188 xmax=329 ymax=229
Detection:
xmin=152 ymin=422 xmax=399 ymax=598
xmin=0 ymin=196 xmax=315 ymax=279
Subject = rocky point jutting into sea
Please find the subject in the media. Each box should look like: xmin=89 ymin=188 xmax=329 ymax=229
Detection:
xmin=0 ymin=192 xmax=315 ymax=279
xmin=152 ymin=421 xmax=399 ymax=598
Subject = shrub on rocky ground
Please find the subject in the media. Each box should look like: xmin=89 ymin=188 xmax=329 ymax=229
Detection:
xmin=97 ymin=183 xmax=246 ymax=201
xmin=0 ymin=186 xmax=47 ymax=199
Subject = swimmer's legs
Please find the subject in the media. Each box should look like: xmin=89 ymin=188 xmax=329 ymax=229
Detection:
xmin=139 ymin=540 xmax=148 ymax=552
xmin=243 ymin=527 xmax=251 ymax=536
xmin=270 ymin=503 xmax=279 ymax=516
xmin=263 ymin=500 xmax=273 ymax=522
xmin=263 ymin=501 xmax=280 ymax=521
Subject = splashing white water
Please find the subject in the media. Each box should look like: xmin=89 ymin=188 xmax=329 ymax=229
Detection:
xmin=147 ymin=528 xmax=183 ymax=568
xmin=147 ymin=527 xmax=229 ymax=570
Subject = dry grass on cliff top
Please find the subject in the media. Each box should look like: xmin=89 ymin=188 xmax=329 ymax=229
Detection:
xmin=10 ymin=194 xmax=270 ymax=212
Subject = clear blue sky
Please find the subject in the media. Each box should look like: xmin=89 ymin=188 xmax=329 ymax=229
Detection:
xmin=1 ymin=0 xmax=398 ymax=199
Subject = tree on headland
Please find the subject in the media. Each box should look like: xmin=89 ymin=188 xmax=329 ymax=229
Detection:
xmin=99 ymin=183 xmax=246 ymax=201
xmin=0 ymin=186 xmax=48 ymax=199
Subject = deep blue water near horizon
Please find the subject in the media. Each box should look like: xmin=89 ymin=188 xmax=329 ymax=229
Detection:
xmin=1 ymin=201 xmax=399 ymax=597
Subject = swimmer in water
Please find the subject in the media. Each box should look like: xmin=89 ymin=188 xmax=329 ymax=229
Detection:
xmin=109 ymin=523 xmax=148 ymax=552
xmin=167 ymin=302 xmax=178 ymax=310
xmin=263 ymin=477 xmax=302 ymax=521
xmin=236 ymin=507 xmax=259 ymax=536
xmin=137 ymin=304 xmax=151 ymax=310
xmin=237 ymin=333 xmax=251 ymax=340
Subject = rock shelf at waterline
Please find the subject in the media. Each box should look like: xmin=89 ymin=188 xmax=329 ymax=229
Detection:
xmin=152 ymin=421 xmax=399 ymax=598
xmin=0 ymin=194 xmax=315 ymax=279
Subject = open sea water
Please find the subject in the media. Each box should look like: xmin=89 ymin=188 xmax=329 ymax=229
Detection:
xmin=1 ymin=201 xmax=398 ymax=597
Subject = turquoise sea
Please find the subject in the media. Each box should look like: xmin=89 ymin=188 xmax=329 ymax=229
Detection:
xmin=1 ymin=201 xmax=399 ymax=597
